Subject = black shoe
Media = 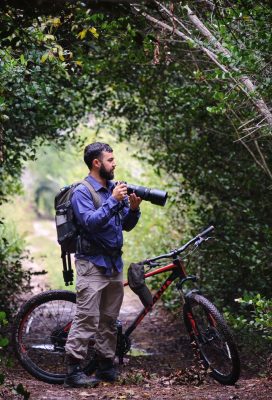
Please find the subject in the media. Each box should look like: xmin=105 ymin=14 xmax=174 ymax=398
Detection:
xmin=95 ymin=358 xmax=118 ymax=382
xmin=64 ymin=365 xmax=100 ymax=388
xmin=83 ymin=354 xmax=99 ymax=375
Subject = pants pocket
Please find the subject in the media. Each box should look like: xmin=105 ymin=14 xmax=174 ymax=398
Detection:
xmin=75 ymin=259 xmax=94 ymax=276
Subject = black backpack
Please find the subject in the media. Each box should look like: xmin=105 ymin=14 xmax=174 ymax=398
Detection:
xmin=55 ymin=179 xmax=101 ymax=285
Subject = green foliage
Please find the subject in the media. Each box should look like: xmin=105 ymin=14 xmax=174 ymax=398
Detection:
xmin=224 ymin=293 xmax=272 ymax=363
xmin=0 ymin=1 xmax=150 ymax=204
xmin=0 ymin=311 xmax=8 ymax=350
xmin=0 ymin=220 xmax=31 ymax=316
xmin=0 ymin=311 xmax=8 ymax=384
xmin=14 ymin=383 xmax=30 ymax=400
xmin=235 ymin=294 xmax=272 ymax=340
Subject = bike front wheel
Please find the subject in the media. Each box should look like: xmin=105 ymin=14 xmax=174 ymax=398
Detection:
xmin=183 ymin=292 xmax=240 ymax=385
xmin=13 ymin=290 xmax=77 ymax=384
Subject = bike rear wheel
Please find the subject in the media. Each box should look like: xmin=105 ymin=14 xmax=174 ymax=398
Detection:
xmin=13 ymin=290 xmax=77 ymax=384
xmin=183 ymin=292 xmax=240 ymax=385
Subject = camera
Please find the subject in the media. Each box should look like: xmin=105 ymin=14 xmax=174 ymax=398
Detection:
xmin=119 ymin=182 xmax=168 ymax=206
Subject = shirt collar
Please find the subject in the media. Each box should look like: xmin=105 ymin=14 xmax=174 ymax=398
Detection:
xmin=85 ymin=175 xmax=115 ymax=192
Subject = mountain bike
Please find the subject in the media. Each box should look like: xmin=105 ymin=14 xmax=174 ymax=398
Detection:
xmin=12 ymin=225 xmax=240 ymax=386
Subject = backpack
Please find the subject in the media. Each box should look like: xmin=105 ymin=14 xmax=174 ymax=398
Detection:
xmin=54 ymin=179 xmax=102 ymax=285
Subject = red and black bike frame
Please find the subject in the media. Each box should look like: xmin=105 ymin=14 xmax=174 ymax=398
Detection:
xmin=123 ymin=257 xmax=196 ymax=337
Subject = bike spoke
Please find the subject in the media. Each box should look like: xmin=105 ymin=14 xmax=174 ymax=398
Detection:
xmin=19 ymin=299 xmax=76 ymax=374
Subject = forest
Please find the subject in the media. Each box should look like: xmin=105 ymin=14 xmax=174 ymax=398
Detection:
xmin=0 ymin=1 xmax=271 ymax=399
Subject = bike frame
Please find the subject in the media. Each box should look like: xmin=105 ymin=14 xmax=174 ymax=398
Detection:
xmin=123 ymin=257 xmax=192 ymax=337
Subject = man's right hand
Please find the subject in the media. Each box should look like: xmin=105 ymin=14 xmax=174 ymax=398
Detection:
xmin=112 ymin=182 xmax=127 ymax=202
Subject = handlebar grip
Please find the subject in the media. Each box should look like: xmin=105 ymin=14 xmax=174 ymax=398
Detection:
xmin=198 ymin=225 xmax=214 ymax=238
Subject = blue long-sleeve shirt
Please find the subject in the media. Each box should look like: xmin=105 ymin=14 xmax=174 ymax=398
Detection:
xmin=71 ymin=175 xmax=141 ymax=274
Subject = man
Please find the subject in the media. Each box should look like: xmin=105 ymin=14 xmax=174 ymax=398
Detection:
xmin=64 ymin=142 xmax=141 ymax=388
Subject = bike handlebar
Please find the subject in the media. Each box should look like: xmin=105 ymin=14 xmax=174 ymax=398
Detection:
xmin=143 ymin=225 xmax=215 ymax=264
xmin=197 ymin=225 xmax=214 ymax=238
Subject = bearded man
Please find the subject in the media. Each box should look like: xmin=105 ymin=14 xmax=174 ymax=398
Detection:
xmin=64 ymin=142 xmax=141 ymax=388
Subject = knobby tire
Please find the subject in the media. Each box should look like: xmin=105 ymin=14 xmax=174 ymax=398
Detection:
xmin=13 ymin=290 xmax=76 ymax=384
xmin=183 ymin=293 xmax=240 ymax=385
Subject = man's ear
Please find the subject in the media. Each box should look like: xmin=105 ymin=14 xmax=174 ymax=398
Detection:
xmin=92 ymin=158 xmax=101 ymax=169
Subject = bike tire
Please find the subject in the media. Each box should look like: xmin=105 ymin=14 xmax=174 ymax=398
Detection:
xmin=183 ymin=292 xmax=240 ymax=385
xmin=12 ymin=290 xmax=77 ymax=384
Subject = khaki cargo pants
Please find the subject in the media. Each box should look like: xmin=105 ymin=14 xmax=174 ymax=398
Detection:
xmin=65 ymin=259 xmax=124 ymax=360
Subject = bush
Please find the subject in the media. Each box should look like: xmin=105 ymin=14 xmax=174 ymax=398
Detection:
xmin=234 ymin=293 xmax=272 ymax=341
xmin=0 ymin=220 xmax=31 ymax=317
xmin=0 ymin=309 xmax=30 ymax=398
xmin=222 ymin=293 xmax=272 ymax=376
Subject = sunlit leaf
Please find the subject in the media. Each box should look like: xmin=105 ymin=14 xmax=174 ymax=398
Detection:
xmin=52 ymin=17 xmax=61 ymax=27
xmin=43 ymin=34 xmax=55 ymax=41
xmin=89 ymin=27 xmax=99 ymax=38
xmin=41 ymin=52 xmax=48 ymax=63
xmin=77 ymin=29 xmax=87 ymax=40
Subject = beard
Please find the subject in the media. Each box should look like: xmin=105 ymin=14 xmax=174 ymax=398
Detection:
xmin=99 ymin=162 xmax=114 ymax=180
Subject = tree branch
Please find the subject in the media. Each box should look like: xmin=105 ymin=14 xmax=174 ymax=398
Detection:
xmin=185 ymin=6 xmax=272 ymax=127
xmin=138 ymin=2 xmax=272 ymax=129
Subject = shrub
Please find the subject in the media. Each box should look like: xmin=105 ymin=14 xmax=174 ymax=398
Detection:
xmin=0 ymin=220 xmax=31 ymax=317
xmin=234 ymin=293 xmax=272 ymax=341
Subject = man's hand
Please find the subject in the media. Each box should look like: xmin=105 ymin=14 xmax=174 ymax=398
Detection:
xmin=129 ymin=193 xmax=142 ymax=211
xmin=112 ymin=182 xmax=127 ymax=202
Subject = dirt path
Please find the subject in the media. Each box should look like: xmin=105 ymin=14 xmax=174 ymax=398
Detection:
xmin=2 ymin=286 xmax=272 ymax=400
xmin=4 ymin=373 xmax=271 ymax=400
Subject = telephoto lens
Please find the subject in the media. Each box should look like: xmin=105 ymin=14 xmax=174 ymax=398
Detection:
xmin=126 ymin=184 xmax=167 ymax=206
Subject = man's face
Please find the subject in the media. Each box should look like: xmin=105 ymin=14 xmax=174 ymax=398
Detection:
xmin=98 ymin=151 xmax=116 ymax=180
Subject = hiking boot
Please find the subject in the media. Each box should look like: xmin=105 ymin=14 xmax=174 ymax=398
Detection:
xmin=95 ymin=358 xmax=118 ymax=382
xmin=83 ymin=353 xmax=99 ymax=375
xmin=64 ymin=364 xmax=100 ymax=388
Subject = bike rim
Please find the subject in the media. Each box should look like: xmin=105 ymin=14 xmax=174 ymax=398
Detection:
xmin=17 ymin=298 xmax=77 ymax=379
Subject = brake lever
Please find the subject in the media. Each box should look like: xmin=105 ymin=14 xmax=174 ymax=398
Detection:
xmin=195 ymin=235 xmax=214 ymax=247
xmin=205 ymin=235 xmax=215 ymax=241
xmin=195 ymin=237 xmax=205 ymax=246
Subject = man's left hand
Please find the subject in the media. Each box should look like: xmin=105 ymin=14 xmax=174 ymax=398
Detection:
xmin=129 ymin=193 xmax=142 ymax=211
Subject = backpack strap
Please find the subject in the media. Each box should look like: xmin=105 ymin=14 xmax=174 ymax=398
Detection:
xmin=80 ymin=179 xmax=102 ymax=209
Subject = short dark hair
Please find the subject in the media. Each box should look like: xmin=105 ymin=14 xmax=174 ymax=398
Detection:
xmin=84 ymin=142 xmax=113 ymax=169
